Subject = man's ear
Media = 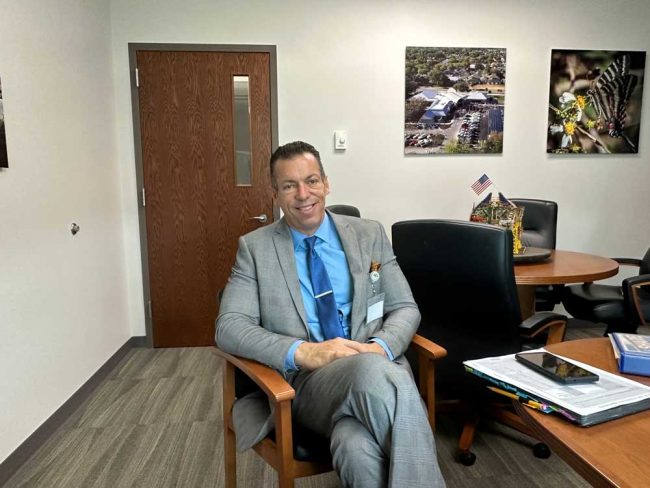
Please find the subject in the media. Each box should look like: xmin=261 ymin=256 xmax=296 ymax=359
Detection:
xmin=324 ymin=176 xmax=330 ymax=195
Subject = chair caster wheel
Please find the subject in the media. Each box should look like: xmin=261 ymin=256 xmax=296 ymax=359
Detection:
xmin=533 ymin=442 xmax=551 ymax=459
xmin=457 ymin=451 xmax=476 ymax=466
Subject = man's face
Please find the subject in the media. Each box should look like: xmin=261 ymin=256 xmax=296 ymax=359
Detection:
xmin=273 ymin=152 xmax=330 ymax=236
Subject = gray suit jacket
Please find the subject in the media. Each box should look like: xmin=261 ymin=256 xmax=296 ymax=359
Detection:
xmin=215 ymin=211 xmax=420 ymax=450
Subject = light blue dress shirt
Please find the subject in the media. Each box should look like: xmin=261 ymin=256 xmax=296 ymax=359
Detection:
xmin=283 ymin=213 xmax=393 ymax=372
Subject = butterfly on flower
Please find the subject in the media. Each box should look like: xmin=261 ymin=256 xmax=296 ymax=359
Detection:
xmin=587 ymin=54 xmax=638 ymax=149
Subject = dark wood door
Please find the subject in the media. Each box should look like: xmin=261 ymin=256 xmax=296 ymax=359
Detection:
xmin=136 ymin=50 xmax=274 ymax=347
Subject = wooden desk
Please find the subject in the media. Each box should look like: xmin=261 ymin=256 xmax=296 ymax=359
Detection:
xmin=514 ymin=250 xmax=619 ymax=318
xmin=514 ymin=338 xmax=650 ymax=488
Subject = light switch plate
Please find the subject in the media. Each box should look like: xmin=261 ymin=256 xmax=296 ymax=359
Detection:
xmin=334 ymin=130 xmax=347 ymax=150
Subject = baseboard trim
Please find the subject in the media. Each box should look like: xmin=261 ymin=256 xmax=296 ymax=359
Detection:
xmin=0 ymin=336 xmax=147 ymax=485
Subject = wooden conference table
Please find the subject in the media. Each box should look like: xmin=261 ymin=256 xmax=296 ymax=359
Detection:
xmin=514 ymin=250 xmax=619 ymax=318
xmin=514 ymin=338 xmax=650 ymax=488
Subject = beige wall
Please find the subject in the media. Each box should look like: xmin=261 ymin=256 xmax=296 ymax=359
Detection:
xmin=2 ymin=0 xmax=650 ymax=463
xmin=111 ymin=0 xmax=650 ymax=339
xmin=0 ymin=0 xmax=129 ymax=462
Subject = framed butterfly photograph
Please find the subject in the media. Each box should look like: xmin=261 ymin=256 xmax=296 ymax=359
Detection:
xmin=547 ymin=49 xmax=646 ymax=154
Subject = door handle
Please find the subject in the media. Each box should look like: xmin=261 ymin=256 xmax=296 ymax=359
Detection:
xmin=249 ymin=214 xmax=268 ymax=224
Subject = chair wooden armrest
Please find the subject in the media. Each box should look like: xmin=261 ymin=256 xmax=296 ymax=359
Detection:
xmin=410 ymin=333 xmax=448 ymax=360
xmin=410 ymin=333 xmax=447 ymax=431
xmin=212 ymin=347 xmax=294 ymax=402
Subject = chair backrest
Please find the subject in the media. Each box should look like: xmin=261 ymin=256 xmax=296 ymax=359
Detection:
xmin=640 ymin=247 xmax=650 ymax=276
xmin=510 ymin=198 xmax=558 ymax=249
xmin=326 ymin=204 xmax=361 ymax=217
xmin=392 ymin=219 xmax=522 ymax=391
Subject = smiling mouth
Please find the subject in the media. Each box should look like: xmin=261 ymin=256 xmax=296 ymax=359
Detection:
xmin=296 ymin=203 xmax=317 ymax=213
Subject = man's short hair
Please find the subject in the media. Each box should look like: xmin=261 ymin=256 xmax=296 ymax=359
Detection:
xmin=270 ymin=141 xmax=325 ymax=187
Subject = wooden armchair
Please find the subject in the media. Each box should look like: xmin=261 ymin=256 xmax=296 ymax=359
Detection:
xmin=213 ymin=334 xmax=447 ymax=488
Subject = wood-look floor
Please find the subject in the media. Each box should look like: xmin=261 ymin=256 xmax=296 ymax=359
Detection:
xmin=6 ymin=324 xmax=646 ymax=488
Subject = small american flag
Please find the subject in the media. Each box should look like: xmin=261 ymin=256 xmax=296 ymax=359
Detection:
xmin=471 ymin=174 xmax=492 ymax=195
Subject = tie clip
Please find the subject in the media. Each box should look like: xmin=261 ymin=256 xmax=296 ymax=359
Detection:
xmin=314 ymin=290 xmax=333 ymax=299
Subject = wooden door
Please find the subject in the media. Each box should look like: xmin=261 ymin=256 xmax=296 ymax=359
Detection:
xmin=136 ymin=50 xmax=274 ymax=347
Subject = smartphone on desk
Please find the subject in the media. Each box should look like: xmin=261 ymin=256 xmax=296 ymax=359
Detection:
xmin=515 ymin=351 xmax=599 ymax=384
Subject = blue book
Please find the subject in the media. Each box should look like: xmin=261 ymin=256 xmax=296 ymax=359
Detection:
xmin=609 ymin=333 xmax=650 ymax=376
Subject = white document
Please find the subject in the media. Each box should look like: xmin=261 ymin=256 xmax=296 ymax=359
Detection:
xmin=464 ymin=348 xmax=650 ymax=418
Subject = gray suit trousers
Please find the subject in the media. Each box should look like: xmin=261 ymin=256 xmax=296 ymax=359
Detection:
xmin=291 ymin=353 xmax=445 ymax=488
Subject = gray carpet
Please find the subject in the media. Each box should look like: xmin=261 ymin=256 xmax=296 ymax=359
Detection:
xmin=7 ymin=324 xmax=646 ymax=487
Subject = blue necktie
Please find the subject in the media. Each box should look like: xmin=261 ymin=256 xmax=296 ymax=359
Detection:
xmin=305 ymin=236 xmax=344 ymax=340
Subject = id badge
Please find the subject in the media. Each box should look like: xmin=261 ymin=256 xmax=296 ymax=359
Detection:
xmin=366 ymin=292 xmax=385 ymax=323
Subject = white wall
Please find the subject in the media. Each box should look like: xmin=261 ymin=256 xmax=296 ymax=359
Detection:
xmin=111 ymin=0 xmax=650 ymax=338
xmin=0 ymin=0 xmax=129 ymax=462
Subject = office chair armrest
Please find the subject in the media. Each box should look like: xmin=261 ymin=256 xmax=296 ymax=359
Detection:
xmin=213 ymin=347 xmax=295 ymax=403
xmin=623 ymin=274 xmax=650 ymax=288
xmin=623 ymin=274 xmax=650 ymax=327
xmin=518 ymin=311 xmax=567 ymax=345
xmin=410 ymin=333 xmax=448 ymax=360
xmin=613 ymin=257 xmax=642 ymax=267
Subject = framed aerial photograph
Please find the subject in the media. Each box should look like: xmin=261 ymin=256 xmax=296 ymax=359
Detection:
xmin=547 ymin=49 xmax=646 ymax=154
xmin=405 ymin=46 xmax=506 ymax=155
xmin=0 ymin=76 xmax=7 ymax=168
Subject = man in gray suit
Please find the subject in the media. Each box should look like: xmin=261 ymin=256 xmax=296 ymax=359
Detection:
xmin=216 ymin=141 xmax=445 ymax=487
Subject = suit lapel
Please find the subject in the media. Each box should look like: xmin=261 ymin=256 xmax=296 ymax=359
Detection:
xmin=272 ymin=219 xmax=308 ymax=327
xmin=330 ymin=212 xmax=368 ymax=335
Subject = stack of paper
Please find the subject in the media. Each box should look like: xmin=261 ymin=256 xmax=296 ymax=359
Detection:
xmin=464 ymin=348 xmax=650 ymax=426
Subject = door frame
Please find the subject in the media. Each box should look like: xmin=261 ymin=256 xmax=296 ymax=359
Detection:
xmin=128 ymin=43 xmax=279 ymax=348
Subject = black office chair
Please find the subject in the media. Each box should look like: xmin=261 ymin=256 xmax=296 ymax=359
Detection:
xmin=392 ymin=219 xmax=567 ymax=466
xmin=326 ymin=204 xmax=360 ymax=217
xmin=510 ymin=198 xmax=559 ymax=311
xmin=562 ymin=247 xmax=650 ymax=334
xmin=510 ymin=198 xmax=557 ymax=249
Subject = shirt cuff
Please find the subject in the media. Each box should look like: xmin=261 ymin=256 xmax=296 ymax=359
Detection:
xmin=368 ymin=337 xmax=394 ymax=361
xmin=284 ymin=340 xmax=305 ymax=372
